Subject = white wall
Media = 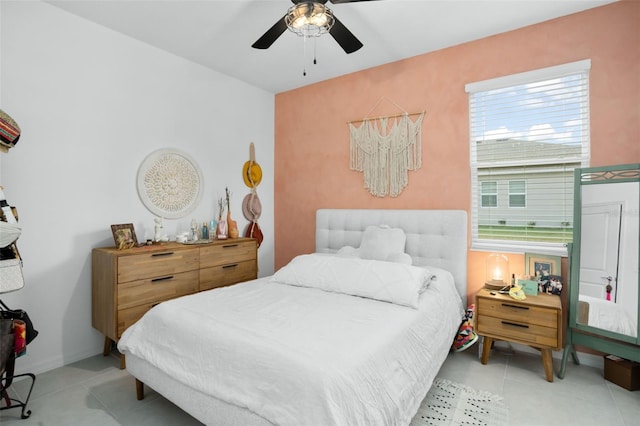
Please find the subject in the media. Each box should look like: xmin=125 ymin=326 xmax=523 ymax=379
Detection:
xmin=0 ymin=1 xmax=275 ymax=375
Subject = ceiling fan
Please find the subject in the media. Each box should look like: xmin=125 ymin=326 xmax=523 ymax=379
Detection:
xmin=252 ymin=0 xmax=376 ymax=54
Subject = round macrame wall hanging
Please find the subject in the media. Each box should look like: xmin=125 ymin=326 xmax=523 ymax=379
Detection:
xmin=137 ymin=148 xmax=204 ymax=219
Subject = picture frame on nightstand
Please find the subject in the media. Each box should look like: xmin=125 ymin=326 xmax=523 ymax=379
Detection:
xmin=524 ymin=252 xmax=561 ymax=279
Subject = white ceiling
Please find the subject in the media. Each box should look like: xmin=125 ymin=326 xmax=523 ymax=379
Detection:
xmin=46 ymin=0 xmax=615 ymax=94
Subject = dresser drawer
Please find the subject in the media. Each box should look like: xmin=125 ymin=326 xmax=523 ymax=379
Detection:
xmin=477 ymin=298 xmax=558 ymax=328
xmin=117 ymin=248 xmax=199 ymax=283
xmin=477 ymin=315 xmax=559 ymax=348
xmin=200 ymin=260 xmax=257 ymax=291
xmin=200 ymin=240 xmax=256 ymax=269
xmin=117 ymin=304 xmax=152 ymax=338
xmin=117 ymin=270 xmax=199 ymax=310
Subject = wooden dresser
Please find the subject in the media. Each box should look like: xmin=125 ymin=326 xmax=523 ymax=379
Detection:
xmin=92 ymin=238 xmax=257 ymax=365
xmin=475 ymin=288 xmax=562 ymax=382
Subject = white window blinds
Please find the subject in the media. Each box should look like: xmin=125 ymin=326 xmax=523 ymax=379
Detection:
xmin=466 ymin=60 xmax=591 ymax=255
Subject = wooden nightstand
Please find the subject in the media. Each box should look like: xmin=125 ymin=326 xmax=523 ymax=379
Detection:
xmin=475 ymin=288 xmax=562 ymax=382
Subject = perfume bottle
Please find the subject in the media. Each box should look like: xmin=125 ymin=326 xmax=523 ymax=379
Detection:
xmin=202 ymin=222 xmax=209 ymax=240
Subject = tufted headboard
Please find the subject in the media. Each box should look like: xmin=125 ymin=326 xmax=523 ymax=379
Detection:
xmin=316 ymin=209 xmax=468 ymax=305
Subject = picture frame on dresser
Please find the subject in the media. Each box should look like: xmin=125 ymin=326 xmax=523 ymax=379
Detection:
xmin=111 ymin=223 xmax=138 ymax=249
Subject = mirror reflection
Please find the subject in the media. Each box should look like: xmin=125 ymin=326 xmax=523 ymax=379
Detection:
xmin=577 ymin=181 xmax=639 ymax=338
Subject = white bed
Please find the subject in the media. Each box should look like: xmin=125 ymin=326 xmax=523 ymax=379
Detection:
xmin=118 ymin=209 xmax=468 ymax=426
xmin=578 ymin=294 xmax=638 ymax=337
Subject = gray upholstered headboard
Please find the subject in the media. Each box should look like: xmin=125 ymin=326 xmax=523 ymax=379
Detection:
xmin=316 ymin=209 xmax=468 ymax=305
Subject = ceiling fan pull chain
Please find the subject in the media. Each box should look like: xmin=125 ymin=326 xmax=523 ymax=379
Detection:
xmin=313 ymin=37 xmax=317 ymax=65
xmin=303 ymin=35 xmax=308 ymax=76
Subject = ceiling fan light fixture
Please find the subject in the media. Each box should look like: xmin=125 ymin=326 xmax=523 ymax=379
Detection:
xmin=285 ymin=2 xmax=335 ymax=38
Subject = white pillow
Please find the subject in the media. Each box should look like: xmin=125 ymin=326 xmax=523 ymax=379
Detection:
xmin=272 ymin=254 xmax=431 ymax=308
xmin=386 ymin=252 xmax=413 ymax=265
xmin=336 ymin=245 xmax=412 ymax=265
xmin=336 ymin=246 xmax=359 ymax=257
xmin=359 ymin=225 xmax=407 ymax=261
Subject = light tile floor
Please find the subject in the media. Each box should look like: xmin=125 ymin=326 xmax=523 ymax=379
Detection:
xmin=1 ymin=343 xmax=638 ymax=425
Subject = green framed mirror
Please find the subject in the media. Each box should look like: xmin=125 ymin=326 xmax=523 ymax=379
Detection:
xmin=559 ymin=163 xmax=640 ymax=378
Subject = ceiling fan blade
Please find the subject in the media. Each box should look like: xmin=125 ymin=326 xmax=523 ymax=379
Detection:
xmin=330 ymin=0 xmax=379 ymax=4
xmin=252 ymin=16 xmax=288 ymax=49
xmin=329 ymin=16 xmax=363 ymax=54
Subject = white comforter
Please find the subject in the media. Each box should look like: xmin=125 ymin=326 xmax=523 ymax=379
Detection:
xmin=118 ymin=267 xmax=463 ymax=426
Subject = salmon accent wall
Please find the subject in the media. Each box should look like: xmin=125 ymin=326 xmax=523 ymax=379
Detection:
xmin=274 ymin=1 xmax=640 ymax=303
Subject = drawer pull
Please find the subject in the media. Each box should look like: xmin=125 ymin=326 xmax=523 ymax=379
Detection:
xmin=151 ymin=276 xmax=174 ymax=282
xmin=151 ymin=252 xmax=174 ymax=257
xmin=502 ymin=321 xmax=529 ymax=329
xmin=222 ymin=244 xmax=239 ymax=249
xmin=501 ymin=303 xmax=529 ymax=310
xmin=222 ymin=264 xmax=239 ymax=269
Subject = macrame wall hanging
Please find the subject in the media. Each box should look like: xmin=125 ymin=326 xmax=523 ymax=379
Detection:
xmin=348 ymin=98 xmax=425 ymax=197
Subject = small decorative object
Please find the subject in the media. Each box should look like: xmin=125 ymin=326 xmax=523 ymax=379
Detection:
xmin=485 ymin=253 xmax=510 ymax=290
xmin=605 ymin=277 xmax=613 ymax=301
xmin=202 ymin=222 xmax=209 ymax=240
xmin=524 ymin=253 xmax=561 ymax=278
xmin=209 ymin=219 xmax=217 ymax=240
xmin=225 ymin=187 xmax=239 ymax=238
xmin=518 ymin=279 xmax=539 ymax=296
xmin=452 ymin=304 xmax=478 ymax=352
xmin=154 ymin=217 xmax=163 ymax=242
xmin=190 ymin=218 xmax=199 ymax=241
xmin=242 ymin=143 xmax=262 ymax=188
xmin=0 ymin=109 xmax=21 ymax=153
xmin=538 ymin=275 xmax=563 ymax=295
xmin=242 ymin=191 xmax=264 ymax=247
xmin=524 ymin=253 xmax=562 ymax=295
xmin=216 ymin=197 xmax=228 ymax=239
xmin=217 ymin=220 xmax=228 ymax=239
xmin=136 ymin=148 xmax=204 ymax=219
xmin=508 ymin=285 xmax=527 ymax=300
xmin=111 ymin=224 xmax=138 ymax=250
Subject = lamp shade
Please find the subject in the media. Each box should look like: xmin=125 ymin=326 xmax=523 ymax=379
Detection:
xmin=485 ymin=253 xmax=510 ymax=289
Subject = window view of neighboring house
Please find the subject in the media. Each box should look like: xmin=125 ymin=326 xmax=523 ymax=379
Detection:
xmin=476 ymin=138 xmax=580 ymax=229
xmin=481 ymin=181 xmax=497 ymax=208
xmin=467 ymin=60 xmax=591 ymax=253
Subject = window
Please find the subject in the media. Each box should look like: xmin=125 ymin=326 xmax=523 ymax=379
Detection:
xmin=481 ymin=181 xmax=497 ymax=207
xmin=467 ymin=60 xmax=591 ymax=255
xmin=509 ymin=180 xmax=526 ymax=208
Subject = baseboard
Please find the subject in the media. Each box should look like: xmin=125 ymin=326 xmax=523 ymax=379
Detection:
xmin=13 ymin=347 xmax=106 ymax=376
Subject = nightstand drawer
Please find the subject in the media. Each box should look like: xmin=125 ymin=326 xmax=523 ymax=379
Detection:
xmin=478 ymin=315 xmax=559 ymax=348
xmin=117 ymin=248 xmax=199 ymax=283
xmin=477 ymin=298 xmax=558 ymax=328
xmin=117 ymin=270 xmax=199 ymax=310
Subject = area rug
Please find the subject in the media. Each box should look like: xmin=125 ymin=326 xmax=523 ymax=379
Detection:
xmin=410 ymin=378 xmax=509 ymax=426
